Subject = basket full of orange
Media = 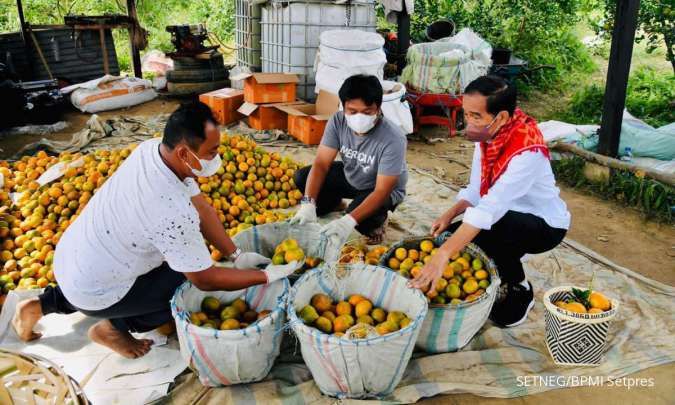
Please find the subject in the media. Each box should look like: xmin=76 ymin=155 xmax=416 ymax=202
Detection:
xmin=543 ymin=285 xmax=619 ymax=366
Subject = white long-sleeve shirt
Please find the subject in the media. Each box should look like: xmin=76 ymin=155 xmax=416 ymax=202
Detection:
xmin=457 ymin=144 xmax=571 ymax=230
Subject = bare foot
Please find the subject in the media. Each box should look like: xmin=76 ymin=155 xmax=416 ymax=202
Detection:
xmin=88 ymin=320 xmax=153 ymax=359
xmin=12 ymin=298 xmax=43 ymax=341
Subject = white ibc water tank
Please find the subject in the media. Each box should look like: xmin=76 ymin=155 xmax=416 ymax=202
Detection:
xmin=261 ymin=0 xmax=377 ymax=101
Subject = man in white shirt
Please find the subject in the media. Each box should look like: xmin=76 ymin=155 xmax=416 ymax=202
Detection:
xmin=12 ymin=103 xmax=297 ymax=358
xmin=410 ymin=75 xmax=570 ymax=327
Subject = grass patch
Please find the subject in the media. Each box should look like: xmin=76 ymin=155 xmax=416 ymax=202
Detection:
xmin=553 ymin=157 xmax=674 ymax=222
xmin=553 ymin=67 xmax=675 ymax=127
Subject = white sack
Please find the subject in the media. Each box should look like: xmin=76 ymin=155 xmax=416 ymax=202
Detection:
xmin=63 ymin=75 xmax=157 ymax=113
xmin=314 ymin=30 xmax=386 ymax=95
xmin=288 ymin=264 xmax=428 ymax=398
xmin=171 ymin=279 xmax=289 ymax=387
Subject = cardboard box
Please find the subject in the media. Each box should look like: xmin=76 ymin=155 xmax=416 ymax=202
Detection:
xmin=199 ymin=88 xmax=245 ymax=125
xmin=229 ymin=72 xmax=299 ymax=104
xmin=238 ymin=101 xmax=307 ymax=131
xmin=275 ymin=91 xmax=340 ymax=145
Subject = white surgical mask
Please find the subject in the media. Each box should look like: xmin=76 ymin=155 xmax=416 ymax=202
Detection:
xmin=345 ymin=113 xmax=378 ymax=134
xmin=185 ymin=149 xmax=222 ymax=177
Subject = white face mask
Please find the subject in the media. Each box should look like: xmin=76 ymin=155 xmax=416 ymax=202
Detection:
xmin=185 ymin=149 xmax=222 ymax=177
xmin=345 ymin=113 xmax=378 ymax=134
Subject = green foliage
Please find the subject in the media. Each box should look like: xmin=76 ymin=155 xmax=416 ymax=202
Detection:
xmin=552 ymin=157 xmax=675 ymax=222
xmin=572 ymin=287 xmax=591 ymax=308
xmin=555 ymin=67 xmax=675 ymax=127
xmin=599 ymin=0 xmax=675 ymax=73
xmin=407 ymin=0 xmax=595 ymax=88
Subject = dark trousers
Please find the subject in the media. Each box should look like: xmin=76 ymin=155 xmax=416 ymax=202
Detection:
xmin=294 ymin=162 xmax=396 ymax=235
xmin=39 ymin=263 xmax=185 ymax=333
xmin=447 ymin=211 xmax=566 ymax=284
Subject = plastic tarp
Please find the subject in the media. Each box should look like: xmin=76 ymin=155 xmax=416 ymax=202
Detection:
xmin=539 ymin=111 xmax=675 ymax=174
xmin=165 ymin=166 xmax=675 ymax=403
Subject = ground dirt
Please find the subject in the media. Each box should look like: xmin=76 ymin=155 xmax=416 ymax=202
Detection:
xmin=1 ymin=99 xmax=672 ymax=404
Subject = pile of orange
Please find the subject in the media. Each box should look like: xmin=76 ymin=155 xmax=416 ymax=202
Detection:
xmin=339 ymin=243 xmax=389 ymax=265
xmin=191 ymin=296 xmax=271 ymax=330
xmin=298 ymin=293 xmax=412 ymax=338
xmin=0 ymin=134 xmax=303 ymax=302
xmin=554 ymin=290 xmax=612 ymax=314
xmin=387 ymin=240 xmax=491 ymax=305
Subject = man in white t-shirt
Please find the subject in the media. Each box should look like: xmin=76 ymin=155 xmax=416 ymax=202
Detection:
xmin=12 ymin=103 xmax=297 ymax=358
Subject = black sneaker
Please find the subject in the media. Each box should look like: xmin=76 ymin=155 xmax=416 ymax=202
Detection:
xmin=489 ymin=282 xmax=534 ymax=328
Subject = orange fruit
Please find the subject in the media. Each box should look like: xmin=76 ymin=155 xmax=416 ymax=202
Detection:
xmin=335 ymin=301 xmax=352 ymax=316
xmin=456 ymin=257 xmax=470 ymax=271
xmin=348 ymin=294 xmax=366 ymax=306
xmin=442 ymin=264 xmax=455 ymax=279
xmin=310 ymin=294 xmax=333 ymax=313
xmin=419 ymin=240 xmax=434 ymax=253
xmin=354 ymin=300 xmax=373 ymax=318
xmin=565 ymin=302 xmax=587 ymax=313
xmin=588 ymin=308 xmax=604 ymax=314
xmin=589 ymin=292 xmax=611 ymax=311
xmin=333 ymin=314 xmax=355 ymax=334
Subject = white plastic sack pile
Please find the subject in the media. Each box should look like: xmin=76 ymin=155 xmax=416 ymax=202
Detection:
xmin=314 ymin=30 xmax=386 ymax=96
xmin=440 ymin=28 xmax=493 ymax=66
xmin=288 ymin=264 xmax=428 ymax=398
xmin=170 ymin=279 xmax=289 ymax=387
xmin=62 ymin=75 xmax=157 ymax=113
xmin=381 ymin=81 xmax=413 ymax=134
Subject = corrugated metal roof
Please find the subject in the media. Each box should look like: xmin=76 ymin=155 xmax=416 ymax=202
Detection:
xmin=0 ymin=26 xmax=120 ymax=84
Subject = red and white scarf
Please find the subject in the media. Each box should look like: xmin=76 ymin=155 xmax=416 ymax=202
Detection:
xmin=479 ymin=108 xmax=550 ymax=196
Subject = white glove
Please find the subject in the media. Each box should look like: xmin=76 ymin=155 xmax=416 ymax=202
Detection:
xmin=320 ymin=214 xmax=357 ymax=262
xmin=234 ymin=252 xmax=271 ymax=269
xmin=262 ymin=261 xmax=299 ymax=283
xmin=320 ymin=214 xmax=357 ymax=240
xmin=290 ymin=202 xmax=317 ymax=225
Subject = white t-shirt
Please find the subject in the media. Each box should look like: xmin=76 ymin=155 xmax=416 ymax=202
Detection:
xmin=457 ymin=145 xmax=571 ymax=231
xmin=54 ymin=138 xmax=212 ymax=310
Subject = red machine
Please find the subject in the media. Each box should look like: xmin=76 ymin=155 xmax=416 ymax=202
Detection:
xmin=406 ymin=89 xmax=463 ymax=137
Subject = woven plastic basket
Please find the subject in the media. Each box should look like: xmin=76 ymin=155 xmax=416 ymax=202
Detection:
xmin=543 ymin=286 xmax=619 ymax=366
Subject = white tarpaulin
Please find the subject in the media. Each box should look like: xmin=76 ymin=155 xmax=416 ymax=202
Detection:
xmin=0 ymin=290 xmax=187 ymax=404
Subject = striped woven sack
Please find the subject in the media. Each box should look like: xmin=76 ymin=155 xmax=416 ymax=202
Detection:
xmin=380 ymin=234 xmax=500 ymax=353
xmin=400 ymin=42 xmax=468 ymax=94
xmin=288 ymin=264 xmax=428 ymax=399
xmin=170 ymin=279 xmax=289 ymax=387
xmin=543 ymin=286 xmax=619 ymax=366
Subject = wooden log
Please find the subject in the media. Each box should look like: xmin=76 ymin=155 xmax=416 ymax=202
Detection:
xmin=551 ymin=142 xmax=675 ymax=186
